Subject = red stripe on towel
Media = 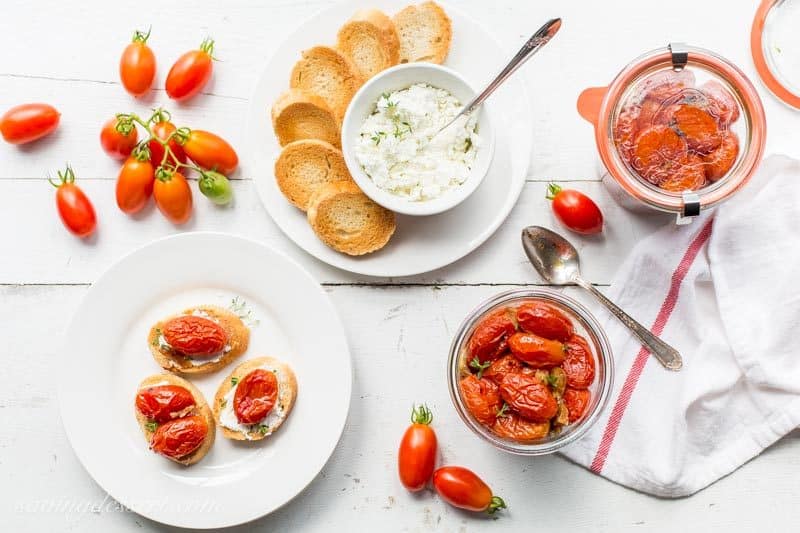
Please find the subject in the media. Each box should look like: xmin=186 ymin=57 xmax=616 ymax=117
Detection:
xmin=590 ymin=218 xmax=714 ymax=473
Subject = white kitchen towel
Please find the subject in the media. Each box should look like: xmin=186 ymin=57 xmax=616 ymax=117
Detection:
xmin=560 ymin=154 xmax=800 ymax=497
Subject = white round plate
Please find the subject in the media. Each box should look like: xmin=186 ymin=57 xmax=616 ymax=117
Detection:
xmin=59 ymin=233 xmax=352 ymax=529
xmin=245 ymin=0 xmax=532 ymax=277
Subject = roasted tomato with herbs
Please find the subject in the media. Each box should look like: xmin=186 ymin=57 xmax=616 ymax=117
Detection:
xmin=507 ymin=332 xmax=565 ymax=368
xmin=492 ymin=412 xmax=550 ymax=441
xmin=136 ymin=385 xmax=196 ymax=423
xmin=482 ymin=354 xmax=526 ymax=383
xmin=498 ymin=372 xmax=558 ymax=423
xmin=459 ymin=374 xmax=502 ymax=426
xmin=563 ymin=388 xmax=591 ymax=423
xmin=162 ymin=315 xmax=227 ymax=356
xmin=233 ymin=369 xmax=278 ymax=424
xmin=467 ymin=310 xmax=516 ymax=364
xmin=150 ymin=415 xmax=208 ymax=459
xmin=516 ymin=302 xmax=574 ymax=341
xmin=561 ymin=334 xmax=596 ymax=389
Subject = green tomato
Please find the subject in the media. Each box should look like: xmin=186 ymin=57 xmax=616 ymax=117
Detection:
xmin=198 ymin=170 xmax=233 ymax=205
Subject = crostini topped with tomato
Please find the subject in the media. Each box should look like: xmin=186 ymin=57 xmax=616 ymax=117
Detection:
xmin=134 ymin=373 xmax=216 ymax=465
xmin=213 ymin=357 xmax=298 ymax=441
xmin=148 ymin=305 xmax=250 ymax=374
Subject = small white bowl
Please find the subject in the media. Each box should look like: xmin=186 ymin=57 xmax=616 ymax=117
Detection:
xmin=341 ymin=63 xmax=495 ymax=216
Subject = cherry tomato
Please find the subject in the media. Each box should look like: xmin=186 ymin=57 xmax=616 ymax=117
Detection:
xmin=100 ymin=117 xmax=138 ymax=160
xmin=151 ymin=415 xmax=207 ymax=460
xmin=563 ymin=388 xmax=591 ymax=422
xmin=515 ymin=302 xmax=574 ymax=342
xmin=136 ymin=385 xmax=196 ymax=423
xmin=153 ymin=170 xmax=193 ymax=224
xmin=0 ymin=103 xmax=60 ymax=144
xmin=165 ymin=38 xmax=215 ymax=101
xmin=481 ymin=354 xmax=525 ymax=384
xmin=116 ymin=155 xmax=154 ymax=214
xmin=492 ymin=412 xmax=549 ymax=441
xmin=432 ymin=466 xmax=506 ymax=514
xmin=561 ymin=334 xmax=596 ymax=389
xmin=199 ymin=170 xmax=233 ymax=205
xmin=180 ymin=129 xmax=238 ymax=175
xmin=507 ymin=332 xmax=565 ymax=368
xmin=49 ymin=166 xmax=96 ymax=238
xmin=398 ymin=404 xmax=437 ymax=492
xmin=459 ymin=375 xmax=502 ymax=426
xmin=498 ymin=372 xmax=558 ymax=423
xmin=119 ymin=29 xmax=156 ymax=97
xmin=162 ymin=315 xmax=227 ymax=356
xmin=234 ymin=369 xmax=278 ymax=424
xmin=546 ymin=183 xmax=603 ymax=235
xmin=148 ymin=117 xmax=187 ymax=167
xmin=467 ymin=309 xmax=516 ymax=364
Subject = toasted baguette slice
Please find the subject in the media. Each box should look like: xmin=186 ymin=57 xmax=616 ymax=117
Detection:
xmin=289 ymin=46 xmax=363 ymax=121
xmin=134 ymin=374 xmax=216 ymax=466
xmin=336 ymin=9 xmax=400 ymax=79
xmin=147 ymin=305 xmax=250 ymax=375
xmin=393 ymin=1 xmax=452 ymax=64
xmin=272 ymin=89 xmax=341 ymax=148
xmin=213 ymin=357 xmax=298 ymax=441
xmin=274 ymin=139 xmax=354 ymax=211
xmin=307 ymin=181 xmax=396 ymax=255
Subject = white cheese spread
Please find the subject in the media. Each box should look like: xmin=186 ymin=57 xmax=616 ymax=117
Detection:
xmin=354 ymin=83 xmax=479 ymax=201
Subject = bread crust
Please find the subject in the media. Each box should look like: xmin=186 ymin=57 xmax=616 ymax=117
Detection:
xmin=147 ymin=305 xmax=250 ymax=375
xmin=134 ymin=374 xmax=216 ymax=466
xmin=393 ymin=1 xmax=452 ymax=64
xmin=289 ymin=46 xmax=364 ymax=121
xmin=212 ymin=357 xmax=298 ymax=441
xmin=306 ymin=181 xmax=396 ymax=255
xmin=336 ymin=9 xmax=400 ymax=79
xmin=271 ymin=89 xmax=341 ymax=148
xmin=274 ymin=139 xmax=354 ymax=211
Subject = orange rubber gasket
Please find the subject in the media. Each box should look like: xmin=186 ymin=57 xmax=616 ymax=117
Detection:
xmin=751 ymin=0 xmax=800 ymax=109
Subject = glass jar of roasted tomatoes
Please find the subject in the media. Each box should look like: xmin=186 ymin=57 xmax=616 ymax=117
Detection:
xmin=577 ymin=43 xmax=766 ymax=223
xmin=447 ymin=289 xmax=613 ymax=456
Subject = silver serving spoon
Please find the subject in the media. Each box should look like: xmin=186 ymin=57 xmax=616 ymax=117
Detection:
xmin=521 ymin=226 xmax=683 ymax=371
xmin=432 ymin=18 xmax=562 ymax=138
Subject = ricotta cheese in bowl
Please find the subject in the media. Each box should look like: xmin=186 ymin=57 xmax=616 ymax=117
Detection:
xmin=354 ymin=84 xmax=479 ymax=202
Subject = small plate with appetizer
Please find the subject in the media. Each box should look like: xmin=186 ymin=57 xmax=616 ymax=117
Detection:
xmin=246 ymin=0 xmax=532 ymax=276
xmin=59 ymin=232 xmax=351 ymax=528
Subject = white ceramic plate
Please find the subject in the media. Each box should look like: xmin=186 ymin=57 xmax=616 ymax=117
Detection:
xmin=59 ymin=233 xmax=352 ymax=529
xmin=245 ymin=0 xmax=532 ymax=277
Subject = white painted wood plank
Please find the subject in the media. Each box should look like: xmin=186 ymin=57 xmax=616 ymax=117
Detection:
xmin=1 ymin=284 xmax=798 ymax=533
xmin=0 ymin=179 xmax=666 ymax=285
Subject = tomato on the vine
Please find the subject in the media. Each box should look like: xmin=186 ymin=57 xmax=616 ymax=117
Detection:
xmin=119 ymin=28 xmax=156 ymax=97
xmin=198 ymin=170 xmax=233 ymax=205
xmin=116 ymin=150 xmax=155 ymax=214
xmin=0 ymin=103 xmax=60 ymax=144
xmin=165 ymin=38 xmax=215 ymax=101
xmin=179 ymin=129 xmax=238 ymax=175
xmin=148 ymin=111 xmax=187 ymax=167
xmin=153 ymin=169 xmax=193 ymax=224
xmin=100 ymin=117 xmax=138 ymax=160
xmin=398 ymin=404 xmax=437 ymax=492
xmin=432 ymin=466 xmax=506 ymax=514
xmin=49 ymin=166 xmax=97 ymax=238
xmin=546 ymin=183 xmax=604 ymax=235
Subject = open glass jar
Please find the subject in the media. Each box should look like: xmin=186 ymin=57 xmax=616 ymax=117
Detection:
xmin=578 ymin=43 xmax=766 ymax=224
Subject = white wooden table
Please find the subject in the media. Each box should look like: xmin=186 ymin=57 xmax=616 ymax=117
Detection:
xmin=2 ymin=0 xmax=798 ymax=531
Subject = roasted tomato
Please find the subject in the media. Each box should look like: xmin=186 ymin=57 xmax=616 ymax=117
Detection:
xmin=459 ymin=374 xmax=502 ymax=426
xmin=563 ymin=388 xmax=591 ymax=423
xmin=703 ymin=131 xmax=739 ymax=181
xmin=672 ymin=105 xmax=722 ymax=153
xmin=700 ymin=80 xmax=740 ymax=127
xmin=659 ymin=154 xmax=707 ymax=192
xmin=432 ymin=467 xmax=506 ymax=515
xmin=482 ymin=354 xmax=525 ymax=384
xmin=507 ymin=332 xmax=565 ymax=368
xmin=150 ymin=415 xmax=207 ymax=459
xmin=492 ymin=412 xmax=549 ymax=441
xmin=467 ymin=310 xmax=516 ymax=364
xmin=136 ymin=385 xmax=196 ymax=423
xmin=398 ymin=404 xmax=437 ymax=492
xmin=162 ymin=315 xmax=227 ymax=356
xmin=561 ymin=334 xmax=596 ymax=389
xmin=631 ymin=125 xmax=688 ymax=184
xmin=515 ymin=302 xmax=574 ymax=342
xmin=498 ymin=372 xmax=558 ymax=423
xmin=613 ymin=107 xmax=639 ymax=161
xmin=233 ymin=369 xmax=278 ymax=424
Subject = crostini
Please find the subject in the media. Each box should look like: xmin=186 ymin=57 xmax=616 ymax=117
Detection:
xmin=134 ymin=374 xmax=216 ymax=465
xmin=147 ymin=305 xmax=250 ymax=374
xmin=213 ymin=357 xmax=298 ymax=441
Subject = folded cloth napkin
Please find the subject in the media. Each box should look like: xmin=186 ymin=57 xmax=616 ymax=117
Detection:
xmin=560 ymin=154 xmax=800 ymax=497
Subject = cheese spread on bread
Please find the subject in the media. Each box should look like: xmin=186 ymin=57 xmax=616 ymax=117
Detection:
xmin=218 ymin=364 xmax=292 ymax=440
xmin=355 ymin=83 xmax=479 ymax=201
